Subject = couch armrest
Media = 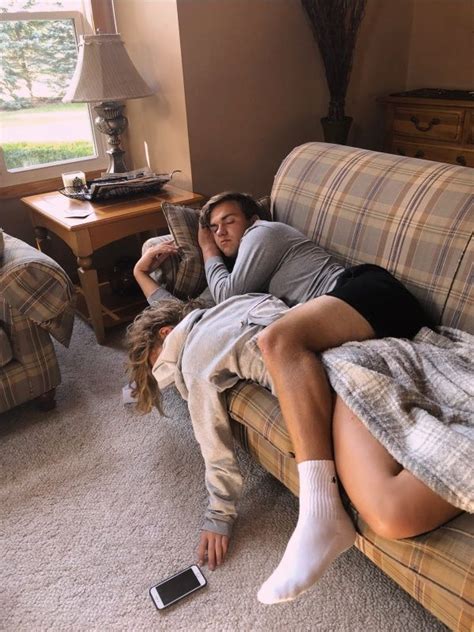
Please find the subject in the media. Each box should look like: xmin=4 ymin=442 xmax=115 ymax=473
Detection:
xmin=0 ymin=233 xmax=74 ymax=346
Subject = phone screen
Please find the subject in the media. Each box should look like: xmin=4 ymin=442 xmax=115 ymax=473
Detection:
xmin=156 ymin=568 xmax=202 ymax=606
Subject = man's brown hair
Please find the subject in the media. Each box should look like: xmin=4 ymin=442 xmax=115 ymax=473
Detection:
xmin=199 ymin=191 xmax=263 ymax=227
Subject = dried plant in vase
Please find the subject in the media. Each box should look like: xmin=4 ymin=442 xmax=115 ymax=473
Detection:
xmin=302 ymin=0 xmax=367 ymax=144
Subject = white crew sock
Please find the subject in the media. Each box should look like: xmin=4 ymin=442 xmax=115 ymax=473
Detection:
xmin=257 ymin=459 xmax=356 ymax=604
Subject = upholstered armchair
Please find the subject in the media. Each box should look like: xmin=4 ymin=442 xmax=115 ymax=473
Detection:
xmin=0 ymin=230 xmax=74 ymax=413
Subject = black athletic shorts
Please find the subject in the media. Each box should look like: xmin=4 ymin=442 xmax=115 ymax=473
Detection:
xmin=326 ymin=264 xmax=433 ymax=339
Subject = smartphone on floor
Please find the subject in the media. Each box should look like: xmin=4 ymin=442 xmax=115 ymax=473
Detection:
xmin=149 ymin=564 xmax=207 ymax=610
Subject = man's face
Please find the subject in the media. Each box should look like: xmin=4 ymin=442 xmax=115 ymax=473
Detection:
xmin=209 ymin=201 xmax=256 ymax=258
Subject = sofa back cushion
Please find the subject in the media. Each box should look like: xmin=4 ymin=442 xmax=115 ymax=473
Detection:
xmin=442 ymin=234 xmax=472 ymax=333
xmin=271 ymin=143 xmax=473 ymax=330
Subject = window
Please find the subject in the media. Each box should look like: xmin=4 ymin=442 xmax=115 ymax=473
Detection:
xmin=0 ymin=0 xmax=107 ymax=186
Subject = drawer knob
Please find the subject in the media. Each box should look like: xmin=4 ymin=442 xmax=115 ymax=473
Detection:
xmin=456 ymin=155 xmax=467 ymax=166
xmin=410 ymin=115 xmax=441 ymax=132
xmin=414 ymin=150 xmax=425 ymax=159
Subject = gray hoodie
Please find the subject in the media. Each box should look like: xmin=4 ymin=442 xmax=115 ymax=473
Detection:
xmin=152 ymin=293 xmax=292 ymax=536
xmin=205 ymin=220 xmax=344 ymax=305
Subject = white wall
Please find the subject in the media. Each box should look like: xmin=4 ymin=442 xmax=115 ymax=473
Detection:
xmin=113 ymin=0 xmax=193 ymax=191
xmin=407 ymin=0 xmax=474 ymax=89
xmin=99 ymin=0 xmax=474 ymax=198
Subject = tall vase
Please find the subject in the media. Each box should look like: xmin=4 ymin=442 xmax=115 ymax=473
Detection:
xmin=320 ymin=116 xmax=353 ymax=145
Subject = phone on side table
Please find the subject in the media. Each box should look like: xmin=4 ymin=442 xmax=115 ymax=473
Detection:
xmin=149 ymin=564 xmax=207 ymax=610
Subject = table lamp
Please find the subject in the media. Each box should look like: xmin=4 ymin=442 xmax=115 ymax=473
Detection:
xmin=63 ymin=33 xmax=154 ymax=174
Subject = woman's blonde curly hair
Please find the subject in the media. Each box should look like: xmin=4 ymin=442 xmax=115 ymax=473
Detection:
xmin=126 ymin=298 xmax=205 ymax=414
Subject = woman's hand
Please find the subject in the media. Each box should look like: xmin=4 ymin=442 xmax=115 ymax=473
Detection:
xmin=133 ymin=239 xmax=178 ymax=299
xmin=197 ymin=530 xmax=230 ymax=570
xmin=134 ymin=240 xmax=178 ymax=274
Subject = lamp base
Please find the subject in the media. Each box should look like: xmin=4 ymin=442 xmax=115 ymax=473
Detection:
xmin=94 ymin=102 xmax=129 ymax=173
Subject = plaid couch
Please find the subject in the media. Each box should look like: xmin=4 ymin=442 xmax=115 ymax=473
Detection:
xmin=227 ymin=143 xmax=473 ymax=631
xmin=145 ymin=143 xmax=472 ymax=629
xmin=0 ymin=231 xmax=74 ymax=413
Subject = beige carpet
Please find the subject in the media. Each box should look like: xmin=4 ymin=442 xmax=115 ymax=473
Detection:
xmin=1 ymin=318 xmax=447 ymax=631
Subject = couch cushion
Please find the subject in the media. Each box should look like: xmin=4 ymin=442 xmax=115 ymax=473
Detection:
xmin=355 ymin=512 xmax=474 ymax=632
xmin=227 ymin=381 xmax=294 ymax=457
xmin=271 ymin=143 xmax=473 ymax=327
xmin=0 ymin=326 xmax=13 ymax=366
xmin=231 ymin=420 xmax=300 ymax=495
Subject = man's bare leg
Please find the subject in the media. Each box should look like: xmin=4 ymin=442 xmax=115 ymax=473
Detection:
xmin=256 ymin=296 xmax=375 ymax=604
xmin=332 ymin=397 xmax=461 ymax=539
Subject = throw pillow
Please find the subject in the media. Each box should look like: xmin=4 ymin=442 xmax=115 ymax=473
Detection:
xmin=161 ymin=203 xmax=207 ymax=300
xmin=0 ymin=327 xmax=13 ymax=367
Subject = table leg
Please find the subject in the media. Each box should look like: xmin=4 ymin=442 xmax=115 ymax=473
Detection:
xmin=77 ymin=255 xmax=105 ymax=344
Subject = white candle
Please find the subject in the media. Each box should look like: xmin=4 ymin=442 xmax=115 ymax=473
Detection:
xmin=62 ymin=171 xmax=86 ymax=189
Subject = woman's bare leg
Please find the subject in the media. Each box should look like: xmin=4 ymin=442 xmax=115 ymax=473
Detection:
xmin=257 ymin=296 xmax=375 ymax=604
xmin=332 ymin=397 xmax=461 ymax=538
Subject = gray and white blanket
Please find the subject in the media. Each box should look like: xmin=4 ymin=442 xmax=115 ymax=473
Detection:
xmin=322 ymin=327 xmax=474 ymax=513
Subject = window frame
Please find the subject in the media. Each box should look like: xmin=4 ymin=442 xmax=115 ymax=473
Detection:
xmin=0 ymin=8 xmax=108 ymax=188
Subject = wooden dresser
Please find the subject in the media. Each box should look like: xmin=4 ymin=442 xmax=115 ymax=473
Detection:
xmin=379 ymin=89 xmax=474 ymax=167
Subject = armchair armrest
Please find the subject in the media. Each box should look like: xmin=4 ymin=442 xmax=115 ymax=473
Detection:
xmin=0 ymin=233 xmax=74 ymax=346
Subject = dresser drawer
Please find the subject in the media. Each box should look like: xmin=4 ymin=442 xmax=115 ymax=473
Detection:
xmin=392 ymin=106 xmax=463 ymax=142
xmin=391 ymin=140 xmax=474 ymax=167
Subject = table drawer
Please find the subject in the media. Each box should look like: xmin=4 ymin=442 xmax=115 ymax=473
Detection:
xmin=392 ymin=106 xmax=463 ymax=142
xmin=391 ymin=140 xmax=474 ymax=167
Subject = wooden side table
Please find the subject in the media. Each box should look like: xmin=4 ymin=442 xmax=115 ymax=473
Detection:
xmin=22 ymin=185 xmax=204 ymax=344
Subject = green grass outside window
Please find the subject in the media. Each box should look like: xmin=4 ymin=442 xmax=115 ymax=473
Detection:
xmin=3 ymin=141 xmax=95 ymax=169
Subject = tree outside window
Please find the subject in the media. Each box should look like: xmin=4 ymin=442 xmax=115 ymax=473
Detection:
xmin=0 ymin=0 xmax=100 ymax=173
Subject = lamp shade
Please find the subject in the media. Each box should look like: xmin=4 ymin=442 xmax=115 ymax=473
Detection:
xmin=63 ymin=33 xmax=153 ymax=103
